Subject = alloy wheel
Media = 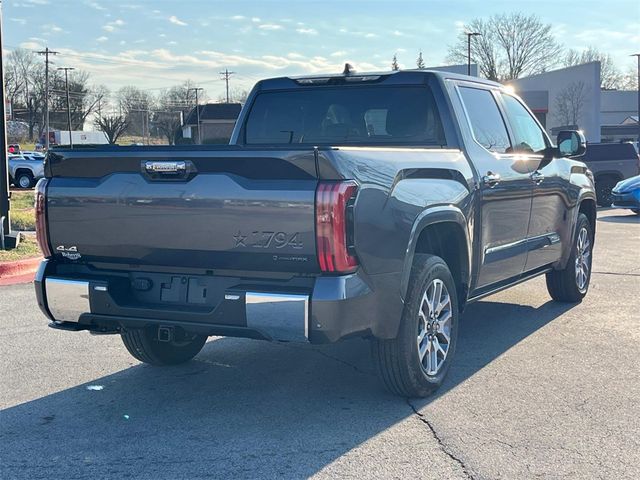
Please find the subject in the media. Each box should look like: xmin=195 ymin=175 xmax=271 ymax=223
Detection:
xmin=417 ymin=278 xmax=452 ymax=376
xmin=575 ymin=227 xmax=591 ymax=293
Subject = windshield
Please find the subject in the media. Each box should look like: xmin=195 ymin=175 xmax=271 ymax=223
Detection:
xmin=245 ymin=86 xmax=446 ymax=146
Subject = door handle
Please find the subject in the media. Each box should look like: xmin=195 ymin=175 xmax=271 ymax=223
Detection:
xmin=482 ymin=172 xmax=501 ymax=188
xmin=531 ymin=170 xmax=545 ymax=184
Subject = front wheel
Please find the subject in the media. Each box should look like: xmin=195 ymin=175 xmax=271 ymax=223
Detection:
xmin=546 ymin=213 xmax=593 ymax=302
xmin=372 ymin=254 xmax=459 ymax=398
xmin=121 ymin=327 xmax=207 ymax=366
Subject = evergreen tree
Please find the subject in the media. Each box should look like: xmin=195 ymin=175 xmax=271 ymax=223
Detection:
xmin=391 ymin=54 xmax=399 ymax=71
xmin=416 ymin=51 xmax=426 ymax=69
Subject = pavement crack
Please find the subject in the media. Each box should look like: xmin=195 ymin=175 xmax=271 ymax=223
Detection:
xmin=406 ymin=399 xmax=475 ymax=480
xmin=592 ymin=271 xmax=640 ymax=277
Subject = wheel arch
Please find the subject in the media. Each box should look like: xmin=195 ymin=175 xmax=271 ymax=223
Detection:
xmin=401 ymin=206 xmax=472 ymax=310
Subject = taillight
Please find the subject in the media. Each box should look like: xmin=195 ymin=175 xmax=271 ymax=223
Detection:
xmin=315 ymin=181 xmax=358 ymax=273
xmin=35 ymin=179 xmax=52 ymax=258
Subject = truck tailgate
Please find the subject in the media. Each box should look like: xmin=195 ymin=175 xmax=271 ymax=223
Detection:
xmin=45 ymin=148 xmax=320 ymax=272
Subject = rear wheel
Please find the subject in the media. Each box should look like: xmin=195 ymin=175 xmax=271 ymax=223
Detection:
xmin=16 ymin=172 xmax=34 ymax=189
xmin=546 ymin=213 xmax=593 ymax=302
xmin=372 ymin=254 xmax=459 ymax=398
xmin=121 ymin=327 xmax=207 ymax=366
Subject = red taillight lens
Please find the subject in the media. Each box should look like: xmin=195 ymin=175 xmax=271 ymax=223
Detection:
xmin=35 ymin=179 xmax=52 ymax=258
xmin=315 ymin=181 xmax=358 ymax=273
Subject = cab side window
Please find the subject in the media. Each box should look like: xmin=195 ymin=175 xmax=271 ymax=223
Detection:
xmin=459 ymin=86 xmax=511 ymax=154
xmin=501 ymin=94 xmax=548 ymax=154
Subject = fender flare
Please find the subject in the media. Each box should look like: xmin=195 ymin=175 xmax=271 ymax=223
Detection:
xmin=560 ymin=189 xmax=598 ymax=268
xmin=400 ymin=205 xmax=472 ymax=301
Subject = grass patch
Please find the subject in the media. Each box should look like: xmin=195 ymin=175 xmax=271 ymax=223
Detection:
xmin=10 ymin=209 xmax=36 ymax=231
xmin=11 ymin=190 xmax=35 ymax=210
xmin=0 ymin=234 xmax=41 ymax=262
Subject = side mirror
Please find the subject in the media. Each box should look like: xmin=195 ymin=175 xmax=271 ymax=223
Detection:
xmin=556 ymin=130 xmax=586 ymax=157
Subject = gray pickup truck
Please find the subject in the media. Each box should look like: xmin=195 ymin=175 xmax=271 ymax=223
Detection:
xmin=581 ymin=142 xmax=640 ymax=206
xmin=34 ymin=69 xmax=596 ymax=397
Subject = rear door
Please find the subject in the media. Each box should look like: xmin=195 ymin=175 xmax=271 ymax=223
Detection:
xmin=45 ymin=149 xmax=320 ymax=273
xmin=456 ymin=84 xmax=533 ymax=290
xmin=498 ymin=92 xmax=564 ymax=272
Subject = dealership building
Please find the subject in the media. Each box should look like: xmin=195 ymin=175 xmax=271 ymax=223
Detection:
xmin=507 ymin=62 xmax=639 ymax=144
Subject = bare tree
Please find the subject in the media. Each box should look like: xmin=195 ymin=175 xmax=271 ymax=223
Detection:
xmin=447 ymin=13 xmax=562 ymax=81
xmin=554 ymin=81 xmax=588 ymax=127
xmin=617 ymin=66 xmax=639 ymax=91
xmin=564 ymin=47 xmax=621 ymax=90
xmin=94 ymin=114 xmax=129 ymax=144
xmin=216 ymin=87 xmax=248 ymax=104
xmin=416 ymin=51 xmax=425 ymax=69
xmin=116 ymin=86 xmax=154 ymax=136
xmin=153 ymin=111 xmax=182 ymax=145
xmin=391 ymin=53 xmax=399 ymax=71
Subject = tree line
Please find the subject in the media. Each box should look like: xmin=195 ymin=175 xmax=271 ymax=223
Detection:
xmin=4 ymin=48 xmax=249 ymax=145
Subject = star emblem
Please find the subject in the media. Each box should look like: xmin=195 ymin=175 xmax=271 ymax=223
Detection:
xmin=233 ymin=231 xmax=247 ymax=247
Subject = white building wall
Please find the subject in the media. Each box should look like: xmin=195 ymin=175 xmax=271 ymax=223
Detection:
xmin=509 ymin=62 xmax=601 ymax=142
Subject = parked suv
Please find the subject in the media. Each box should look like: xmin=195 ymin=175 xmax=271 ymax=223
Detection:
xmin=34 ymin=70 xmax=596 ymax=397
xmin=581 ymin=142 xmax=640 ymax=206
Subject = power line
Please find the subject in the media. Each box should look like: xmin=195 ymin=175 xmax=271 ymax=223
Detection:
xmin=219 ymin=69 xmax=235 ymax=103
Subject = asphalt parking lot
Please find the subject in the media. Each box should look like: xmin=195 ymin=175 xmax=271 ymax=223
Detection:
xmin=1 ymin=208 xmax=638 ymax=480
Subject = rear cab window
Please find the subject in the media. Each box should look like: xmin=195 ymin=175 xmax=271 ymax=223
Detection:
xmin=244 ymin=86 xmax=446 ymax=146
xmin=458 ymin=86 xmax=511 ymax=154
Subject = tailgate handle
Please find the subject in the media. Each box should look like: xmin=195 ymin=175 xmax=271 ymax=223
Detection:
xmin=142 ymin=160 xmax=195 ymax=181
xmin=144 ymin=161 xmax=187 ymax=173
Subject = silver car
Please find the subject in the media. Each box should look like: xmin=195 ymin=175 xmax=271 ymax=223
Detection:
xmin=8 ymin=153 xmax=45 ymax=189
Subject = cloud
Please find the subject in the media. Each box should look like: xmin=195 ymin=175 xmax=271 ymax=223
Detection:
xmin=339 ymin=28 xmax=377 ymax=39
xmin=96 ymin=36 xmax=108 ymax=42
xmin=168 ymin=41 xmax=178 ymax=45
xmin=287 ymin=53 xmax=305 ymax=59
xmin=251 ymin=17 xmax=261 ymax=23
xmin=25 ymin=0 xmax=49 ymax=4
xmin=43 ymin=24 xmax=64 ymax=35
xmin=231 ymin=15 xmax=245 ymax=20
xmin=330 ymin=50 xmax=347 ymax=57
xmin=258 ymin=24 xmax=282 ymax=31
xmin=392 ymin=30 xmax=404 ymax=37
xmin=20 ymin=41 xmax=44 ymax=49
xmin=169 ymin=15 xmax=188 ymax=26
xmin=11 ymin=18 xmax=27 ymax=25
xmin=296 ymin=28 xmax=317 ymax=35
xmin=85 ymin=0 xmax=106 ymax=11
xmin=103 ymin=19 xmax=124 ymax=32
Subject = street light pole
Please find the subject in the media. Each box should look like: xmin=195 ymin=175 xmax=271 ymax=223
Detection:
xmin=632 ymin=54 xmax=640 ymax=146
xmin=57 ymin=67 xmax=74 ymax=148
xmin=466 ymin=32 xmax=482 ymax=76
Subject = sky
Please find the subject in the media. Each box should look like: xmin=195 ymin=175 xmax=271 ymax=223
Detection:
xmin=2 ymin=0 xmax=639 ymax=102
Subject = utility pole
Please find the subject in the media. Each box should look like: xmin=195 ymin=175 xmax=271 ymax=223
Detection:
xmin=188 ymin=87 xmax=204 ymax=144
xmin=466 ymin=32 xmax=482 ymax=76
xmin=0 ymin=0 xmax=12 ymax=245
xmin=37 ymin=47 xmax=59 ymax=151
xmin=632 ymin=54 xmax=640 ymax=146
xmin=219 ymin=69 xmax=235 ymax=103
xmin=57 ymin=67 xmax=74 ymax=148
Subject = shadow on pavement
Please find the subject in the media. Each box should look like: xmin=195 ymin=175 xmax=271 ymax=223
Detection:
xmin=0 ymin=299 xmax=573 ymax=478
xmin=597 ymin=213 xmax=640 ymax=223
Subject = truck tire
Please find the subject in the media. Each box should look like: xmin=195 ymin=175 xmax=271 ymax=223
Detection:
xmin=16 ymin=172 xmax=34 ymax=189
xmin=372 ymin=254 xmax=459 ymax=398
xmin=546 ymin=213 xmax=593 ymax=302
xmin=121 ymin=327 xmax=207 ymax=366
xmin=595 ymin=177 xmax=617 ymax=207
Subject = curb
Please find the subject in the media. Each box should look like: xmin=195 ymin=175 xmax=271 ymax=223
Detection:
xmin=0 ymin=257 xmax=42 ymax=286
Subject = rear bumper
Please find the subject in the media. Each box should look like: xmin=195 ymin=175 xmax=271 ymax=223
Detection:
xmin=611 ymin=190 xmax=640 ymax=211
xmin=35 ymin=260 xmax=404 ymax=344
